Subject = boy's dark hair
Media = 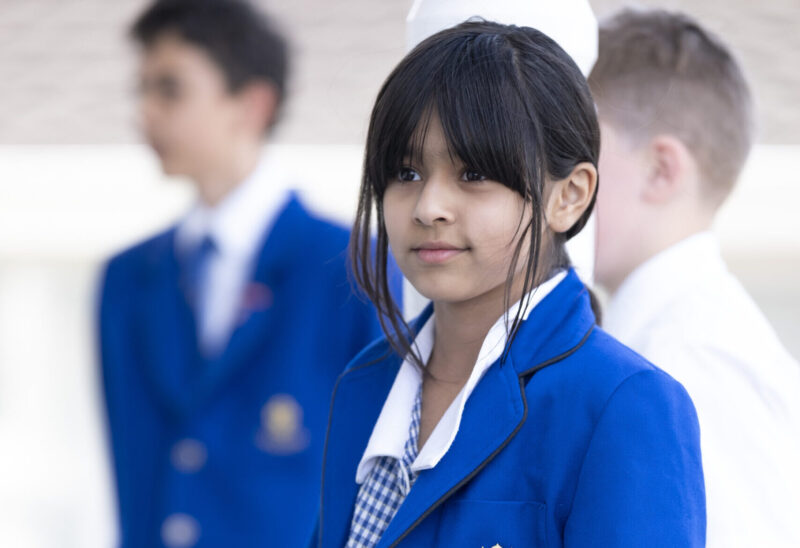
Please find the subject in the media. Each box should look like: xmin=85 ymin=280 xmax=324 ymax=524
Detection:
xmin=352 ymin=20 xmax=600 ymax=366
xmin=131 ymin=0 xmax=289 ymax=107
xmin=589 ymin=8 xmax=754 ymax=207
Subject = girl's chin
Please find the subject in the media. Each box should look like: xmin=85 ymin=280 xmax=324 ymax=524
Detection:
xmin=408 ymin=283 xmax=486 ymax=307
xmin=408 ymin=284 xmax=466 ymax=304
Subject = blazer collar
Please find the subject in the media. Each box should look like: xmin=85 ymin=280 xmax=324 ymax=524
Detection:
xmin=319 ymin=269 xmax=596 ymax=547
xmin=509 ymin=268 xmax=596 ymax=378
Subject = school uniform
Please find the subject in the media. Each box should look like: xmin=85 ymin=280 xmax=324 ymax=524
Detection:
xmin=314 ymin=269 xmax=706 ymax=548
xmin=98 ymin=156 xmax=396 ymax=548
xmin=604 ymin=232 xmax=800 ymax=547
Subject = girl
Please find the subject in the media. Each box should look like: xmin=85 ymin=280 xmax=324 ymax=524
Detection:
xmin=315 ymin=21 xmax=705 ymax=548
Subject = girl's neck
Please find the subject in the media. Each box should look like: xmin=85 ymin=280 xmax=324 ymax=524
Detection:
xmin=427 ymin=303 xmax=495 ymax=386
xmin=426 ymin=263 xmax=556 ymax=384
xmin=427 ymin=276 xmax=525 ymax=385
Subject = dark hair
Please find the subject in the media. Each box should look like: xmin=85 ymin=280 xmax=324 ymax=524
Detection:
xmin=589 ymin=8 xmax=753 ymax=207
xmin=131 ymin=0 xmax=289 ymax=110
xmin=352 ymin=20 xmax=600 ymax=366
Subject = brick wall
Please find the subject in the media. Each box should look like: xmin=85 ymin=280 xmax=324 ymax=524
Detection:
xmin=0 ymin=0 xmax=797 ymax=144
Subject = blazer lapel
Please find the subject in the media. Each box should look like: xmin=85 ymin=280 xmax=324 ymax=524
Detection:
xmin=508 ymin=269 xmax=596 ymax=378
xmin=377 ymin=357 xmax=526 ymax=548
xmin=319 ymin=305 xmax=434 ymax=546
xmin=135 ymin=230 xmax=202 ymax=416
xmin=319 ymin=353 xmax=405 ymax=547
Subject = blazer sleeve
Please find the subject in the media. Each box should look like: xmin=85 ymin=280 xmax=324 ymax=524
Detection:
xmin=563 ymin=369 xmax=706 ymax=547
xmin=96 ymin=256 xmax=133 ymax=540
xmin=305 ymin=515 xmax=320 ymax=548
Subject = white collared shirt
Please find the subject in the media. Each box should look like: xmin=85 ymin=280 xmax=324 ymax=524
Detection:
xmin=604 ymin=232 xmax=800 ymax=547
xmin=175 ymin=152 xmax=290 ymax=356
xmin=355 ymin=270 xmax=567 ymax=484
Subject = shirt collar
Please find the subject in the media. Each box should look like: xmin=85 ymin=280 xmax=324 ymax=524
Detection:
xmin=175 ymin=151 xmax=289 ymax=261
xmin=604 ymin=231 xmax=726 ymax=343
xmin=355 ymin=269 xmax=567 ymax=484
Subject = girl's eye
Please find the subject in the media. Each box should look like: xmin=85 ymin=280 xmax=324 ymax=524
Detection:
xmin=397 ymin=167 xmax=421 ymax=182
xmin=462 ymin=169 xmax=487 ymax=182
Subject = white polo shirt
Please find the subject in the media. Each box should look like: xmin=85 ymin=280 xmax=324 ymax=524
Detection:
xmin=356 ymin=270 xmax=567 ymax=484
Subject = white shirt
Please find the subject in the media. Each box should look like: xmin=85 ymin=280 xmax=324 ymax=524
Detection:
xmin=356 ymin=270 xmax=567 ymax=484
xmin=604 ymin=232 xmax=800 ymax=548
xmin=175 ymin=152 xmax=290 ymax=356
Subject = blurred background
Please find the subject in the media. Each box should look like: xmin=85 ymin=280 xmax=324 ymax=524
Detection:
xmin=0 ymin=0 xmax=797 ymax=546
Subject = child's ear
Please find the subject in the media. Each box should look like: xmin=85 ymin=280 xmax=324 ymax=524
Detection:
xmin=237 ymin=81 xmax=280 ymax=134
xmin=643 ymin=135 xmax=693 ymax=203
xmin=545 ymin=162 xmax=598 ymax=234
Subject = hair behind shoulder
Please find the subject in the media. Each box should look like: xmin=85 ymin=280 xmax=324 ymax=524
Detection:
xmin=589 ymin=8 xmax=754 ymax=207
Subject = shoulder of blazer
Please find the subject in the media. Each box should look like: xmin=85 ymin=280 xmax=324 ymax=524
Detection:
xmin=501 ymin=272 xmax=689 ymax=443
xmin=337 ymin=333 xmax=398 ymax=381
xmin=97 ymin=227 xmax=179 ymax=354
xmin=330 ymin=302 xmax=433 ymax=392
xmin=518 ymin=324 xmax=678 ymax=427
xmin=103 ymin=226 xmax=177 ymax=283
xmin=281 ymin=194 xmax=350 ymax=261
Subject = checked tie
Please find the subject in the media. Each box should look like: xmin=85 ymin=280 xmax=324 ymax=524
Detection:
xmin=346 ymin=386 xmax=423 ymax=548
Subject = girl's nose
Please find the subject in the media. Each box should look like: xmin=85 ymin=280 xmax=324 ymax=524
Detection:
xmin=413 ymin=175 xmax=456 ymax=226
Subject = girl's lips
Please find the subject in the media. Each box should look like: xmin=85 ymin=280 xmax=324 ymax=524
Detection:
xmin=413 ymin=244 xmax=466 ymax=264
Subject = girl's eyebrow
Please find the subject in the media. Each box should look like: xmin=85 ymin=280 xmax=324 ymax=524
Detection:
xmin=406 ymin=141 xmax=456 ymax=161
xmin=403 ymin=143 xmax=422 ymax=157
xmin=401 ymin=146 xmax=421 ymax=165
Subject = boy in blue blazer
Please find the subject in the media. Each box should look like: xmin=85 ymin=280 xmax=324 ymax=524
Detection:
xmin=98 ymin=1 xmax=394 ymax=546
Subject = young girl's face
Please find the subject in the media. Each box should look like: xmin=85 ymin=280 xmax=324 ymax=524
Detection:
xmin=383 ymin=114 xmax=532 ymax=308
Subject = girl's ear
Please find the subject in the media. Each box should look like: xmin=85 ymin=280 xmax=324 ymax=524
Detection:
xmin=545 ymin=162 xmax=598 ymax=234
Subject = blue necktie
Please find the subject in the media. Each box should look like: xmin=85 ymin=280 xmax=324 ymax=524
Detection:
xmin=183 ymin=235 xmax=217 ymax=347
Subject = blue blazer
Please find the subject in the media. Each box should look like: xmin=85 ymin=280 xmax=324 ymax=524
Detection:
xmin=99 ymin=194 xmax=397 ymax=548
xmin=315 ymin=270 xmax=705 ymax=547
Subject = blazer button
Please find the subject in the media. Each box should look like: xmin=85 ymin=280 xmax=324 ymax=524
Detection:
xmin=171 ymin=438 xmax=207 ymax=473
xmin=161 ymin=513 xmax=200 ymax=548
